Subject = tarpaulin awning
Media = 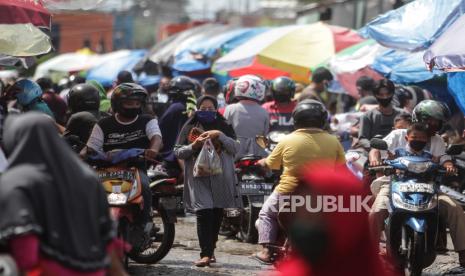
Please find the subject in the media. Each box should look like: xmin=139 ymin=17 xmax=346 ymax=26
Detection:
xmin=360 ymin=0 xmax=465 ymax=51
xmin=424 ymin=13 xmax=465 ymax=71
xmin=372 ymin=49 xmax=443 ymax=84
xmin=447 ymin=72 xmax=465 ymax=113
xmin=171 ymin=27 xmax=267 ymax=74
xmin=86 ymin=50 xmax=147 ymax=87
xmin=149 ymin=24 xmax=226 ymax=65
xmin=34 ymin=52 xmax=102 ymax=79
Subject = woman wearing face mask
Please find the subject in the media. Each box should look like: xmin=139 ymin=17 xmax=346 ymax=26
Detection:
xmin=174 ymin=95 xmax=242 ymax=267
xmin=357 ymin=79 xmax=407 ymax=149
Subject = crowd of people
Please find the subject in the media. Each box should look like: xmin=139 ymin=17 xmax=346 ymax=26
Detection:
xmin=0 ymin=65 xmax=464 ymax=275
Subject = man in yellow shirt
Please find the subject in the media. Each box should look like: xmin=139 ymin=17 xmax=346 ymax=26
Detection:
xmin=252 ymin=99 xmax=346 ymax=264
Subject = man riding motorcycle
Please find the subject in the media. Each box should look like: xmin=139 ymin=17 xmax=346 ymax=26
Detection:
xmin=224 ymin=75 xmax=269 ymax=160
xmin=252 ymin=99 xmax=346 ymax=264
xmin=84 ymin=83 xmax=163 ymax=242
xmin=262 ymin=76 xmax=297 ymax=133
xmin=368 ymin=100 xmax=465 ymax=271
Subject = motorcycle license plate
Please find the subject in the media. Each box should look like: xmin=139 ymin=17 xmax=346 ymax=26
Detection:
xmin=97 ymin=169 xmax=135 ymax=181
xmin=398 ymin=183 xmax=434 ymax=193
xmin=240 ymin=182 xmax=274 ymax=196
xmin=226 ymin=209 xmax=241 ymax=217
xmin=108 ymin=193 xmax=127 ymax=205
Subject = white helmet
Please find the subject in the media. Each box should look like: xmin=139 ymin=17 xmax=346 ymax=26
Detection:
xmin=234 ymin=75 xmax=266 ymax=102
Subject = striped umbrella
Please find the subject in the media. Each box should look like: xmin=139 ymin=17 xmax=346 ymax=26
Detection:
xmin=213 ymin=22 xmax=363 ymax=83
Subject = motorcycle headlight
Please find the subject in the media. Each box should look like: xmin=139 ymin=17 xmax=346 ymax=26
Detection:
xmin=391 ymin=192 xmax=437 ymax=211
xmin=399 ymin=159 xmax=432 ymax=173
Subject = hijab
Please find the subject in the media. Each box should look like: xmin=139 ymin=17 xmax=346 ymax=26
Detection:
xmin=0 ymin=113 xmax=113 ymax=271
xmin=176 ymin=95 xmax=236 ymax=146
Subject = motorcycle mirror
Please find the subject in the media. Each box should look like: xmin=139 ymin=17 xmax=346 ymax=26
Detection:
xmin=370 ymin=138 xmax=388 ymax=150
xmin=446 ymin=144 xmax=464 ymax=155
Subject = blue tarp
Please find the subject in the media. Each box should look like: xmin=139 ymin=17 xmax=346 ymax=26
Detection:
xmin=87 ymin=50 xmax=147 ymax=87
xmin=424 ymin=14 xmax=465 ymax=71
xmin=360 ymin=0 xmax=465 ymax=51
xmin=372 ymin=49 xmax=443 ymax=84
xmin=447 ymin=72 xmax=465 ymax=113
xmin=171 ymin=28 xmax=268 ymax=73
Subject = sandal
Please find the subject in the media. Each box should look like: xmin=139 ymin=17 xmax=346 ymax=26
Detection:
xmin=250 ymin=253 xmax=273 ymax=265
xmin=194 ymin=257 xmax=210 ymax=267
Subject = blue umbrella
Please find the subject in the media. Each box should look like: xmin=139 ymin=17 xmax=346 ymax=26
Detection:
xmin=171 ymin=27 xmax=268 ymax=74
xmin=372 ymin=49 xmax=443 ymax=84
xmin=360 ymin=0 xmax=465 ymax=51
xmin=87 ymin=49 xmax=147 ymax=87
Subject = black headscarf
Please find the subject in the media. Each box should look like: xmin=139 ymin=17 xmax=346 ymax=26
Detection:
xmin=177 ymin=95 xmax=236 ymax=145
xmin=0 ymin=113 xmax=113 ymax=271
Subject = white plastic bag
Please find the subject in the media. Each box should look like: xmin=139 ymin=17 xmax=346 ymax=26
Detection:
xmin=193 ymin=139 xmax=222 ymax=177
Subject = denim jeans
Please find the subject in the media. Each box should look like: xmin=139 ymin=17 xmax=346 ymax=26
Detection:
xmin=138 ymin=170 xmax=152 ymax=225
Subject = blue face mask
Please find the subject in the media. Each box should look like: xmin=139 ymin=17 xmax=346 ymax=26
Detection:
xmin=196 ymin=110 xmax=216 ymax=124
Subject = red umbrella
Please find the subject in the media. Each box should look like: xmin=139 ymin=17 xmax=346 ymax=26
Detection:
xmin=0 ymin=0 xmax=51 ymax=28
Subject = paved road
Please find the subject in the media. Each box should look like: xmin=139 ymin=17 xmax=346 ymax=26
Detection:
xmin=128 ymin=215 xmax=464 ymax=276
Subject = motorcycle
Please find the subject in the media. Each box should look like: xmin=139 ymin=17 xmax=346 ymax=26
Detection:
xmin=369 ymin=139 xmax=462 ymax=276
xmin=88 ymin=148 xmax=175 ymax=266
xmin=219 ymin=155 xmax=274 ymax=243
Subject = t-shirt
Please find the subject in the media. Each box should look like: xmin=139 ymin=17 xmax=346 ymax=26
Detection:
xmin=358 ymin=107 xmax=405 ymax=145
xmin=383 ymin=128 xmax=450 ymax=163
xmin=262 ymin=100 xmax=296 ymax=133
xmin=224 ymin=102 xmax=269 ymax=159
xmin=87 ymin=114 xmax=161 ymax=153
xmin=266 ymin=128 xmax=346 ymax=194
xmin=224 ymin=102 xmax=269 ymax=138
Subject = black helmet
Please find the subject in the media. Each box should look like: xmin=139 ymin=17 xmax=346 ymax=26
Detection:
xmin=111 ymin=82 xmax=148 ymax=114
xmin=272 ymin=76 xmax=295 ymax=103
xmin=412 ymin=100 xmax=451 ymax=123
xmin=168 ymin=76 xmax=197 ymax=101
xmin=68 ymin=83 xmax=100 ymax=114
xmin=292 ymin=99 xmax=328 ymax=129
xmin=393 ymin=85 xmax=413 ymax=108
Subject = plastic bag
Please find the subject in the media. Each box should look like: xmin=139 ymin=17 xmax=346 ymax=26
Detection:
xmin=193 ymin=139 xmax=222 ymax=177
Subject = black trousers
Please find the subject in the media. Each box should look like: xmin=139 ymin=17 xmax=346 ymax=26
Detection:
xmin=196 ymin=208 xmax=223 ymax=258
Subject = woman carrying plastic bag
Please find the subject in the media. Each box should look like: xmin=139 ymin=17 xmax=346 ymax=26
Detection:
xmin=174 ymin=95 xmax=242 ymax=267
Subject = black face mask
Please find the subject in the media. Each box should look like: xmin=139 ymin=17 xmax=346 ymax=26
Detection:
xmin=376 ymin=97 xmax=393 ymax=107
xmin=409 ymin=140 xmax=427 ymax=151
xmin=119 ymin=107 xmax=141 ymax=119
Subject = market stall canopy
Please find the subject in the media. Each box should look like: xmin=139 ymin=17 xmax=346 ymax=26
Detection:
xmin=43 ymin=0 xmax=108 ymax=10
xmin=86 ymin=49 xmax=147 ymax=87
xmin=360 ymin=0 xmax=465 ymax=51
xmin=171 ymin=27 xmax=268 ymax=74
xmin=34 ymin=52 xmax=101 ymax=79
xmin=213 ymin=22 xmax=363 ymax=83
xmin=372 ymin=49 xmax=443 ymax=84
xmin=0 ymin=0 xmax=52 ymax=56
xmin=148 ymin=24 xmax=226 ymax=65
xmin=424 ymin=13 xmax=465 ymax=71
xmin=447 ymin=72 xmax=465 ymax=113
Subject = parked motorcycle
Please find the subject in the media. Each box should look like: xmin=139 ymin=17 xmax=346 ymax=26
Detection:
xmin=370 ymin=139 xmax=462 ymax=276
xmin=88 ymin=149 xmax=175 ymax=265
